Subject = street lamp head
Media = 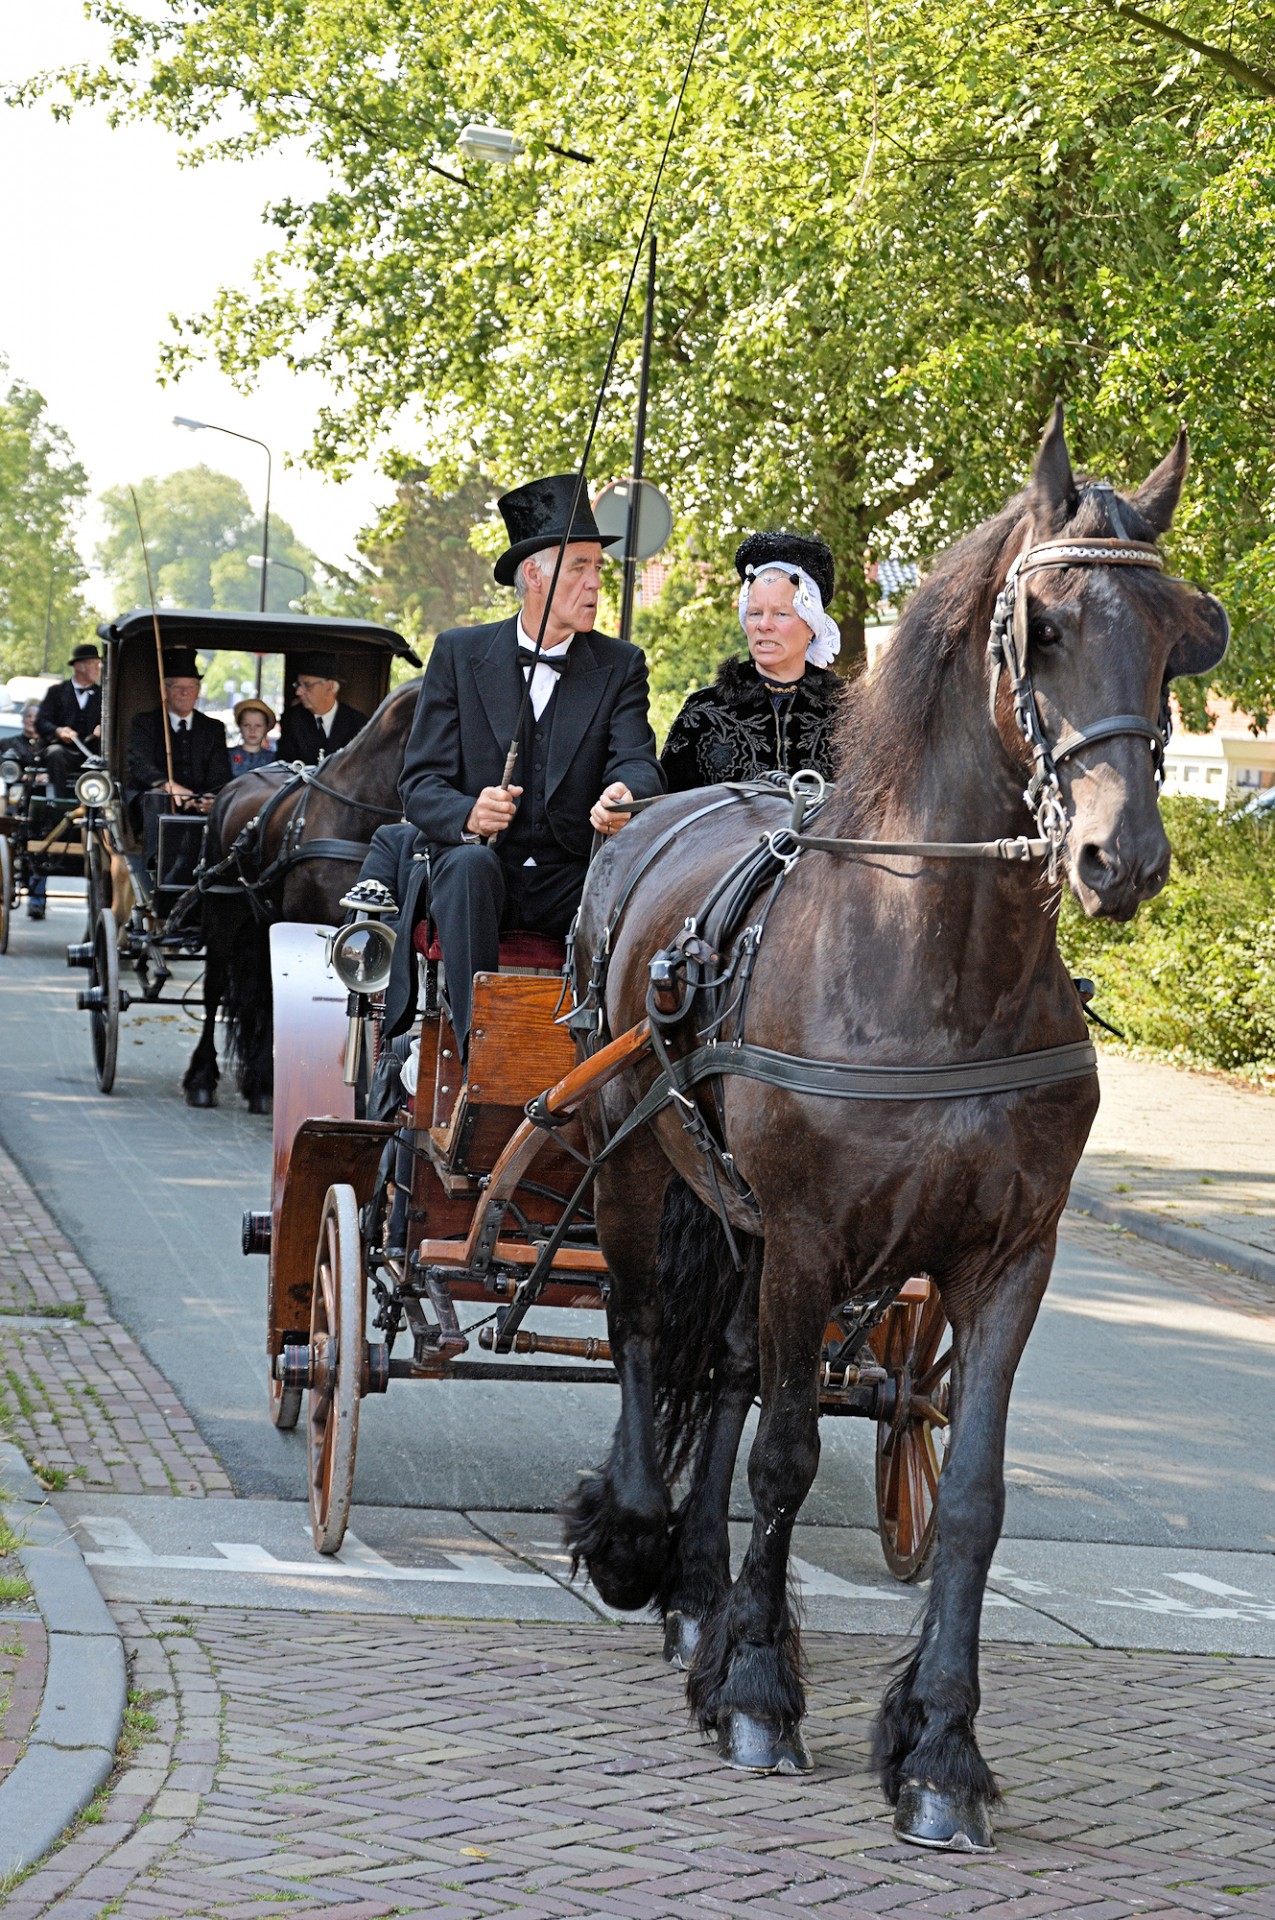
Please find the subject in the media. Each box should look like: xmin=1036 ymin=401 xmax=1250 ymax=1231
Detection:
xmin=172 ymin=415 xmax=207 ymax=431
xmin=457 ymin=123 xmax=525 ymax=165
xmin=246 ymin=554 xmax=265 ymax=570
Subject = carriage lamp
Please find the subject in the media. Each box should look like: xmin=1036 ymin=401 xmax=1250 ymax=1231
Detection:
xmin=74 ymin=768 xmax=112 ymax=808
xmin=0 ymin=754 xmax=20 ymax=787
xmin=329 ymin=919 xmax=397 ymax=996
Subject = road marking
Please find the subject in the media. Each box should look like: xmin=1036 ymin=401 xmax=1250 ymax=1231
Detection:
xmin=76 ymin=1515 xmax=553 ymax=1588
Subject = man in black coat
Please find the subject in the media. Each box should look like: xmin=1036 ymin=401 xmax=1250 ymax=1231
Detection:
xmin=127 ymin=649 xmax=232 ymax=869
xmin=276 ymin=652 xmax=369 ymax=764
xmin=397 ymin=472 xmax=664 ymax=1054
xmin=36 ymin=643 xmax=103 ymax=795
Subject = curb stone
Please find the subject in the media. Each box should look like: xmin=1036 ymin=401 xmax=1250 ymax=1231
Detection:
xmin=1067 ymin=1181 xmax=1275 ymax=1293
xmin=0 ymin=1440 xmax=126 ymax=1878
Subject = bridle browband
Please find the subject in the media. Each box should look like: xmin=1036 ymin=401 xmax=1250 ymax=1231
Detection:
xmin=988 ymin=531 xmax=1168 ymax=880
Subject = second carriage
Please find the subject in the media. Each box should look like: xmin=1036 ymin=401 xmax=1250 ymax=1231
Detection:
xmin=67 ymin=607 xmax=417 ymax=1093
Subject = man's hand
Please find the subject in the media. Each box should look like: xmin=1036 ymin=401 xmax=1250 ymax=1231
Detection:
xmin=466 ymin=785 xmax=523 ymax=838
xmin=55 ymin=726 xmax=77 ymax=744
xmin=158 ymin=781 xmax=194 ymax=801
xmin=590 ymin=782 xmax=634 ymax=836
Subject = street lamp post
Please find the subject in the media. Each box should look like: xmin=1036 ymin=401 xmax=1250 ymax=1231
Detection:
xmin=172 ymin=417 xmax=273 ymax=613
xmin=247 ymin=554 xmax=309 ymax=605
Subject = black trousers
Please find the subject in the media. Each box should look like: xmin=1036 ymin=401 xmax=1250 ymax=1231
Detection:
xmin=44 ymin=744 xmax=82 ymax=798
xmin=428 ymin=843 xmax=585 ymax=1052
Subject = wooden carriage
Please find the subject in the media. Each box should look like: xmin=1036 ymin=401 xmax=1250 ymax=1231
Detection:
xmin=0 ymin=751 xmax=92 ymax=953
xmin=67 ymin=608 xmax=415 ymax=1092
xmin=251 ymin=903 xmax=952 ymax=1579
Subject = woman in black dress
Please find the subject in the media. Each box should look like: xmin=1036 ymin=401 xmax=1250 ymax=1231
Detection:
xmin=660 ymin=531 xmax=847 ymax=791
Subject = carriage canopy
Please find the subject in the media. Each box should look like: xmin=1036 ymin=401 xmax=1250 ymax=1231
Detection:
xmin=94 ymin=608 xmax=420 ymax=785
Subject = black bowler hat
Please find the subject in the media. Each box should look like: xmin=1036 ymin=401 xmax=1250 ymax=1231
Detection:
xmin=735 ymin=531 xmax=836 ymax=609
xmin=69 ymin=643 xmax=101 ymax=666
xmin=161 ymin=648 xmax=203 ymax=681
xmin=293 ymin=650 xmax=340 ymax=680
xmin=493 ymin=473 xmax=619 ymax=588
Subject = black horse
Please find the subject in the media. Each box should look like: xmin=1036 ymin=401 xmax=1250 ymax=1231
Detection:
xmin=562 ymin=410 xmax=1229 ymax=1848
xmin=183 ymin=681 xmax=420 ymax=1110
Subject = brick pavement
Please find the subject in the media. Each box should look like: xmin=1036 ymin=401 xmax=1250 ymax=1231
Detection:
xmin=3 ymin=1611 xmax=1273 ymax=1919
xmin=0 ymin=1143 xmax=231 ymax=1497
xmin=0 ymin=1613 xmax=44 ymax=1781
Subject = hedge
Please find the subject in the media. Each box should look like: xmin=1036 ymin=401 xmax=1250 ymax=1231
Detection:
xmin=1060 ymin=798 xmax=1275 ymax=1078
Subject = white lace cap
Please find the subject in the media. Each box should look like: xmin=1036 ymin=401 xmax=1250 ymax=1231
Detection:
xmin=737 ymin=561 xmax=841 ymax=669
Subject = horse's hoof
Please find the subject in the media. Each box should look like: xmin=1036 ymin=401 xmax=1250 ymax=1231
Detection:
xmin=662 ymin=1611 xmax=702 ymax=1671
xmin=247 ymin=1092 xmax=271 ymax=1115
xmin=714 ymin=1711 xmax=813 ymax=1775
xmin=893 ymin=1781 xmax=995 ymax=1853
xmin=185 ymin=1086 xmax=215 ymax=1110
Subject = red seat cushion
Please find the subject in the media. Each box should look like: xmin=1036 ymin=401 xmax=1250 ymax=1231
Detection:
xmin=413 ymin=923 xmax=566 ymax=970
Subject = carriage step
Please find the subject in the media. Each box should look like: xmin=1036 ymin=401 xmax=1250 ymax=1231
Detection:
xmin=241 ymin=1210 xmax=272 ymax=1256
xmin=66 ymin=943 xmax=93 ymax=969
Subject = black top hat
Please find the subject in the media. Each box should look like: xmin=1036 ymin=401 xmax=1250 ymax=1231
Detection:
xmin=493 ymin=473 xmax=619 ymax=588
xmin=735 ymin=531 xmax=835 ymax=609
xmin=69 ymin=643 xmax=101 ymax=665
xmin=161 ymin=648 xmax=204 ymax=681
xmin=292 ymin=650 xmax=340 ymax=681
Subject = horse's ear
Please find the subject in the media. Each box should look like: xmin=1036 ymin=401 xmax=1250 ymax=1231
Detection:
xmin=1167 ymin=584 xmax=1230 ymax=682
xmin=1130 ymin=431 xmax=1188 ymax=538
xmin=1029 ymin=401 xmax=1077 ymax=534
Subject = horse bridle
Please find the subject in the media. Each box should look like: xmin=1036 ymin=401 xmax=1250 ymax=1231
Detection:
xmin=988 ymin=531 xmax=1169 ymax=880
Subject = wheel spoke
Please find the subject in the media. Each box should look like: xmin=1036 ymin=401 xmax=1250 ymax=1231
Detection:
xmin=915 ymin=1347 xmax=953 ymax=1397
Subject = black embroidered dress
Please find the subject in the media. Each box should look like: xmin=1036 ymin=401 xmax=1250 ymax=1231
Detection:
xmin=659 ymin=656 xmax=846 ymax=792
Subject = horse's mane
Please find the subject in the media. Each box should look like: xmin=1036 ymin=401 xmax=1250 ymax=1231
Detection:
xmin=829 ymin=478 xmax=1163 ymax=832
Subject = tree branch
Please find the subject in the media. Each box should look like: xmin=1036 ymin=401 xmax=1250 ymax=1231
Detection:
xmin=1093 ymin=0 xmax=1275 ymax=99
xmin=869 ymin=459 xmax=953 ymax=522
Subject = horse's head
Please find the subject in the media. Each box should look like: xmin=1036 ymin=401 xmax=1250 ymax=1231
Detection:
xmin=998 ymin=405 xmax=1229 ymax=920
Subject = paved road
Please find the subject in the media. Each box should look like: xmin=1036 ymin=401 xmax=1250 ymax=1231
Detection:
xmin=2 ymin=899 xmax=1274 ymax=1559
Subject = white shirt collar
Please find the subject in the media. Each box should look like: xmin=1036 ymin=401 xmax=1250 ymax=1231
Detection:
xmin=169 ymin=712 xmax=193 ymax=730
xmin=316 ymin=705 xmax=337 ymax=735
xmin=72 ymin=681 xmax=94 ymax=704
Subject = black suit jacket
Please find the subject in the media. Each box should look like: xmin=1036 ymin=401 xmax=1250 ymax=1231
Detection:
xmin=277 ymin=701 xmax=369 ymax=766
xmin=127 ymin=708 xmax=232 ymax=800
xmin=35 ymin=679 xmax=101 ymax=747
xmin=399 ymin=618 xmax=663 ymax=861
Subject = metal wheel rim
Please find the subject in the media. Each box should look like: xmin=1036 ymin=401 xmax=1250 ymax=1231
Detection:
xmin=90 ymin=905 xmax=119 ymax=1094
xmin=307 ymin=1184 xmax=363 ymax=1554
xmin=871 ymin=1285 xmax=952 ymax=1583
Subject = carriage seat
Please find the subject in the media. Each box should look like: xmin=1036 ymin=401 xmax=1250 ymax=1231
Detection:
xmin=412 ymin=923 xmax=567 ymax=972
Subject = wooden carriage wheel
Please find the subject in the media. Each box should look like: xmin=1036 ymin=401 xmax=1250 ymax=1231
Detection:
xmin=307 ymin=1184 xmax=364 ymax=1555
xmin=869 ymin=1281 xmax=953 ymax=1582
xmin=89 ymin=906 xmax=120 ymax=1094
xmin=0 ymin=837 xmax=11 ymax=955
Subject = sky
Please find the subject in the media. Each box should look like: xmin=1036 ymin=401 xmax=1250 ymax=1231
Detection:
xmin=0 ymin=0 xmax=395 ymax=598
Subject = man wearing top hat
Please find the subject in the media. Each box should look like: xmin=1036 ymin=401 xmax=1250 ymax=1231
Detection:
xmin=394 ymin=471 xmax=664 ymax=1058
xmin=35 ymin=642 xmax=103 ymax=796
xmin=276 ymin=652 xmax=369 ymax=764
xmin=127 ymin=649 xmax=232 ymax=865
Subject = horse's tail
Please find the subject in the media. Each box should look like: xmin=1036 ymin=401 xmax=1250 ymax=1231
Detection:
xmin=652 ymin=1176 xmax=762 ymax=1482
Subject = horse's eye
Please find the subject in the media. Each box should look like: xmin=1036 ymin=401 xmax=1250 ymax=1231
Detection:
xmin=1031 ymin=617 xmax=1062 ymax=650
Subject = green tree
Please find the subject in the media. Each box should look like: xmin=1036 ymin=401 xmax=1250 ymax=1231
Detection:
xmin=97 ymin=465 xmax=316 ymax=615
xmin=27 ymin=0 xmax=1275 ymax=700
xmin=358 ymin=465 xmax=501 ymax=642
xmin=0 ymin=364 xmax=91 ymax=678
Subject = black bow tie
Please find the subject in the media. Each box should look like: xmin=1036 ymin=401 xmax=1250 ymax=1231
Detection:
xmin=518 ymin=647 xmax=569 ymax=675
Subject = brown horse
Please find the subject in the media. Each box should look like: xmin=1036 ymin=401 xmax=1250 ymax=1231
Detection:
xmin=183 ymin=680 xmax=420 ymax=1109
xmin=562 ymin=410 xmax=1228 ymax=1849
